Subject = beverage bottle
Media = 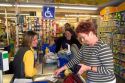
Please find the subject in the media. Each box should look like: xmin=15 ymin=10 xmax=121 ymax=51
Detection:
xmin=45 ymin=47 xmax=49 ymax=54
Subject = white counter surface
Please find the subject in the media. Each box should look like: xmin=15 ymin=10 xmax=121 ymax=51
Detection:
xmin=3 ymin=74 xmax=13 ymax=83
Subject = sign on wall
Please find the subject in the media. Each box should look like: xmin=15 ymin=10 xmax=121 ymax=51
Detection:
xmin=42 ymin=6 xmax=55 ymax=19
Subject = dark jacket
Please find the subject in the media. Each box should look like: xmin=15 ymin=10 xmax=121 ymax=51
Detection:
xmin=55 ymin=36 xmax=81 ymax=53
xmin=13 ymin=47 xmax=30 ymax=78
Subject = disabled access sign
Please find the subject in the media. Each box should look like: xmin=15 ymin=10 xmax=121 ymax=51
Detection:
xmin=42 ymin=6 xmax=55 ymax=19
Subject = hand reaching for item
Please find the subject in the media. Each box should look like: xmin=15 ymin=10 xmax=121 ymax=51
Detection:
xmin=54 ymin=65 xmax=67 ymax=76
xmin=78 ymin=64 xmax=91 ymax=75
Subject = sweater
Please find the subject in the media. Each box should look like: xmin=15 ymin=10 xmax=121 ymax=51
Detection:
xmin=66 ymin=40 xmax=116 ymax=83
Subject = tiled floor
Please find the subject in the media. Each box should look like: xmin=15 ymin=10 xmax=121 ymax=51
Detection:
xmin=116 ymin=74 xmax=125 ymax=83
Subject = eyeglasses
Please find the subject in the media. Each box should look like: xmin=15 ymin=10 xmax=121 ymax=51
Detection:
xmin=77 ymin=37 xmax=85 ymax=44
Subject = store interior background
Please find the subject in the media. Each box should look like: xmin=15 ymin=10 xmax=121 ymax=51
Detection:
xmin=0 ymin=0 xmax=125 ymax=83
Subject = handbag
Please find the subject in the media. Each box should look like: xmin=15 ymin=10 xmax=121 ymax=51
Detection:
xmin=63 ymin=74 xmax=85 ymax=83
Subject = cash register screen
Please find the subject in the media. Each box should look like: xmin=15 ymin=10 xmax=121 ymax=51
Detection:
xmin=0 ymin=51 xmax=9 ymax=71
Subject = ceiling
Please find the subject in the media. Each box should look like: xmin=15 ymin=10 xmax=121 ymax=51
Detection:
xmin=54 ymin=0 xmax=109 ymax=5
xmin=0 ymin=0 xmax=124 ymax=18
xmin=0 ymin=0 xmax=124 ymax=6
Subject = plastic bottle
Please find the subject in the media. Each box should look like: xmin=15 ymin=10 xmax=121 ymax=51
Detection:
xmin=45 ymin=47 xmax=49 ymax=54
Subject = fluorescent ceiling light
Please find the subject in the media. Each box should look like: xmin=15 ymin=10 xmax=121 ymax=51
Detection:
xmin=65 ymin=14 xmax=98 ymax=17
xmin=5 ymin=17 xmax=16 ymax=18
xmin=57 ymin=19 xmax=68 ymax=23
xmin=65 ymin=14 xmax=90 ymax=17
xmin=17 ymin=4 xmax=43 ymax=8
xmin=0 ymin=3 xmax=13 ymax=7
xmin=59 ymin=6 xmax=97 ymax=10
xmin=61 ymin=18 xmax=76 ymax=20
xmin=0 ymin=3 xmax=97 ymax=10
xmin=0 ymin=3 xmax=57 ymax=8
xmin=0 ymin=13 xmax=30 ymax=16
xmin=91 ymin=15 xmax=98 ymax=17
xmin=0 ymin=13 xmax=17 ymax=15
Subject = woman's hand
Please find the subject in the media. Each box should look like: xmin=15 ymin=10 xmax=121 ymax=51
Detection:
xmin=54 ymin=68 xmax=63 ymax=76
xmin=54 ymin=65 xmax=67 ymax=76
xmin=78 ymin=64 xmax=91 ymax=75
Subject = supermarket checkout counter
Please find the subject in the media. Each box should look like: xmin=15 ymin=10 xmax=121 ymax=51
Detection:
xmin=1 ymin=50 xmax=65 ymax=83
xmin=32 ymin=50 xmax=72 ymax=83
xmin=2 ymin=63 xmax=62 ymax=83
xmin=3 ymin=74 xmax=13 ymax=83
xmin=33 ymin=61 xmax=63 ymax=83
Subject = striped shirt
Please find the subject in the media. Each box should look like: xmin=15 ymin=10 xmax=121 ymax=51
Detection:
xmin=66 ymin=40 xmax=116 ymax=83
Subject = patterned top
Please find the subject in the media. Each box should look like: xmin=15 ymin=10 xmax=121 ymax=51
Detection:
xmin=66 ymin=40 xmax=115 ymax=82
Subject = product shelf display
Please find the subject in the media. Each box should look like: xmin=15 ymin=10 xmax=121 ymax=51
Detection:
xmin=0 ymin=17 xmax=16 ymax=58
xmin=113 ymin=10 xmax=125 ymax=79
xmin=0 ymin=18 xmax=6 ymax=48
xmin=17 ymin=16 xmax=41 ymax=46
xmin=98 ymin=4 xmax=125 ymax=80
xmin=41 ymin=19 xmax=56 ymax=44
xmin=17 ymin=15 xmax=26 ymax=46
xmin=26 ymin=16 xmax=41 ymax=32
xmin=97 ymin=15 xmax=116 ymax=48
xmin=16 ymin=15 xmax=63 ymax=46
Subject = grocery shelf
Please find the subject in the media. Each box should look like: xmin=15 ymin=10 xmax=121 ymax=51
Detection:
xmin=114 ymin=57 xmax=125 ymax=62
xmin=98 ymin=6 xmax=125 ymax=80
xmin=115 ymin=73 xmax=125 ymax=80
xmin=114 ymin=64 xmax=125 ymax=70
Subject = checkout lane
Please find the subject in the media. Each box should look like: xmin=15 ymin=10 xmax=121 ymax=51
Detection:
xmin=32 ymin=50 xmax=70 ymax=83
xmin=2 ymin=61 xmax=61 ymax=83
xmin=1 ymin=48 xmax=76 ymax=83
xmin=33 ymin=53 xmax=67 ymax=83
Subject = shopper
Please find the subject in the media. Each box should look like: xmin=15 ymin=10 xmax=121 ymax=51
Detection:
xmin=64 ymin=23 xmax=71 ymax=28
xmin=13 ymin=31 xmax=38 ymax=80
xmin=55 ymin=21 xmax=116 ymax=83
xmin=63 ymin=23 xmax=77 ymax=38
xmin=55 ymin=28 xmax=81 ymax=53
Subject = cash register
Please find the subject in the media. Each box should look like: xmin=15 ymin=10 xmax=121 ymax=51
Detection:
xmin=0 ymin=50 xmax=10 ymax=83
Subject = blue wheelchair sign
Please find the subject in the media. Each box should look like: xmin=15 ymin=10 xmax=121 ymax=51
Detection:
xmin=42 ymin=6 xmax=55 ymax=19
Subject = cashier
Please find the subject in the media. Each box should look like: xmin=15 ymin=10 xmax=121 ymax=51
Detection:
xmin=13 ymin=31 xmax=38 ymax=78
